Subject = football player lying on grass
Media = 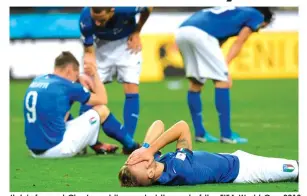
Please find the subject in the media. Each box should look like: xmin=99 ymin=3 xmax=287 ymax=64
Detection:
xmin=119 ymin=120 xmax=298 ymax=186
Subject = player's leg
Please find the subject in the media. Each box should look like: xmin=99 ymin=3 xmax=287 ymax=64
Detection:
xmin=175 ymin=26 xmax=218 ymax=143
xmin=31 ymin=109 xmax=105 ymax=158
xmin=79 ymin=42 xmax=119 ymax=154
xmin=190 ymin=27 xmax=247 ymax=144
xmin=93 ymin=105 xmax=140 ymax=154
xmin=123 ymin=83 xmax=140 ymax=138
xmin=233 ymin=150 xmax=298 ymax=183
xmin=75 ymin=105 xmax=139 ymax=155
xmin=116 ymin=38 xmax=141 ymax=139
xmin=42 ymin=105 xmax=140 ymax=157
xmin=67 ymin=113 xmax=118 ymax=155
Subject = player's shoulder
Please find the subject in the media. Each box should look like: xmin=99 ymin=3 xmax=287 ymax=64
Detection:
xmin=31 ymin=74 xmax=49 ymax=83
xmin=80 ymin=7 xmax=91 ymax=18
xmin=237 ymin=7 xmax=263 ymax=18
xmin=79 ymin=7 xmax=93 ymax=31
xmin=33 ymin=74 xmax=44 ymax=81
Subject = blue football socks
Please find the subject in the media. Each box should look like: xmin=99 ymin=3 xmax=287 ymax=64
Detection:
xmin=124 ymin=93 xmax=140 ymax=137
xmin=102 ymin=113 xmax=136 ymax=149
xmin=215 ymin=88 xmax=232 ymax=138
xmin=187 ymin=91 xmax=207 ymax=137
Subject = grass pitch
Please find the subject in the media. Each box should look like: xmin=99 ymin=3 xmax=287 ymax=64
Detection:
xmin=10 ymin=79 xmax=298 ymax=192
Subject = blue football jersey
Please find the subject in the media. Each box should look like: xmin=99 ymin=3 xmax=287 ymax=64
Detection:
xmin=79 ymin=7 xmax=148 ymax=44
xmin=155 ymin=149 xmax=239 ymax=186
xmin=180 ymin=7 xmax=264 ymax=43
xmin=23 ymin=74 xmax=91 ymax=150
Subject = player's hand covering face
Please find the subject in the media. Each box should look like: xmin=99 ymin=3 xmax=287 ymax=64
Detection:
xmin=126 ymin=148 xmax=154 ymax=168
xmin=127 ymin=32 xmax=142 ymax=54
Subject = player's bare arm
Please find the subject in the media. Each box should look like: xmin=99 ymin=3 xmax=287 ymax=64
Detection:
xmin=126 ymin=120 xmax=192 ymax=167
xmin=143 ymin=120 xmax=165 ymax=145
xmin=224 ymin=27 xmax=252 ymax=88
xmin=128 ymin=7 xmax=153 ymax=53
xmin=226 ymin=26 xmax=253 ymax=65
xmin=84 ymin=45 xmax=95 ymax=57
xmin=126 ymin=120 xmax=165 ymax=163
xmin=135 ymin=7 xmax=153 ymax=33
xmin=83 ymin=45 xmax=96 ymax=68
xmin=84 ymin=60 xmax=108 ymax=105
xmin=148 ymin=120 xmax=192 ymax=153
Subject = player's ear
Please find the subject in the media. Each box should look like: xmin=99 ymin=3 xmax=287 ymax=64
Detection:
xmin=147 ymin=168 xmax=155 ymax=179
xmin=110 ymin=8 xmax=115 ymax=12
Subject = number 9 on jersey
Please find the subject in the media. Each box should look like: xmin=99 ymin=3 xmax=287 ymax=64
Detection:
xmin=25 ymin=91 xmax=38 ymax=123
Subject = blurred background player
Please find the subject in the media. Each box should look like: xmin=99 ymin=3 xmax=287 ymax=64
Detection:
xmin=78 ymin=7 xmax=153 ymax=152
xmin=23 ymin=51 xmax=139 ymax=158
xmin=120 ymin=120 xmax=298 ymax=186
xmin=175 ymin=7 xmax=274 ymax=143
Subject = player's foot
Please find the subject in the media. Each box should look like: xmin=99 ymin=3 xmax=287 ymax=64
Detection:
xmin=195 ymin=132 xmax=219 ymax=143
xmin=220 ymin=132 xmax=248 ymax=144
xmin=122 ymin=142 xmax=141 ymax=155
xmin=91 ymin=142 xmax=119 ymax=155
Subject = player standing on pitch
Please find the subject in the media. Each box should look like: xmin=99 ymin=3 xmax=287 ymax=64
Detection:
xmin=78 ymin=7 xmax=153 ymax=153
xmin=175 ymin=7 xmax=274 ymax=143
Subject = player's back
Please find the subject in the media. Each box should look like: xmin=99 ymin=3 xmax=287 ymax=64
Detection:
xmin=190 ymin=151 xmax=239 ymax=183
xmin=180 ymin=7 xmax=264 ymax=42
xmin=23 ymin=74 xmax=75 ymax=150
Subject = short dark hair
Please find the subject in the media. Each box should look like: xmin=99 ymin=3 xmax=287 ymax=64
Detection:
xmin=54 ymin=51 xmax=79 ymax=70
xmin=91 ymin=7 xmax=112 ymax=14
xmin=254 ymin=7 xmax=274 ymax=24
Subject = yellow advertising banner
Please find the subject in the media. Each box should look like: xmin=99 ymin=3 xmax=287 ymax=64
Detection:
xmin=140 ymin=32 xmax=298 ymax=82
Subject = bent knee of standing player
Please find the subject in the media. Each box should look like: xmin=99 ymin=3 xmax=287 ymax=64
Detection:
xmin=214 ymin=80 xmax=231 ymax=88
xmin=123 ymin=83 xmax=139 ymax=94
xmin=92 ymin=105 xmax=110 ymax=123
xmin=189 ymin=79 xmax=203 ymax=92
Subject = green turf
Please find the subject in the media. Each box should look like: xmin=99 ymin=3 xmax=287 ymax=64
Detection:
xmin=10 ymin=79 xmax=298 ymax=192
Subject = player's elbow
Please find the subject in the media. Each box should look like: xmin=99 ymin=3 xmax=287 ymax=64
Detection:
xmin=154 ymin=120 xmax=164 ymax=127
xmin=177 ymin=120 xmax=189 ymax=129
xmin=153 ymin=120 xmax=165 ymax=133
xmin=100 ymin=95 xmax=108 ymax=105
xmin=88 ymin=94 xmax=108 ymax=106
xmin=177 ymin=120 xmax=191 ymax=134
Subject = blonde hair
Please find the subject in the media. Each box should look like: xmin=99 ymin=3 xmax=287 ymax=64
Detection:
xmin=118 ymin=165 xmax=139 ymax=187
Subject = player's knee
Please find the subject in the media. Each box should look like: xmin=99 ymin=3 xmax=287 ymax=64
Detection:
xmin=214 ymin=80 xmax=230 ymax=88
xmin=189 ymin=79 xmax=203 ymax=92
xmin=123 ymin=83 xmax=139 ymax=94
xmin=92 ymin=105 xmax=110 ymax=122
